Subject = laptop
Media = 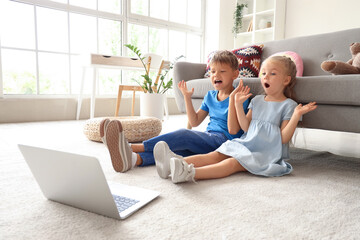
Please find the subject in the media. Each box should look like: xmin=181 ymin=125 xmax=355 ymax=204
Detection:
xmin=18 ymin=144 xmax=160 ymax=220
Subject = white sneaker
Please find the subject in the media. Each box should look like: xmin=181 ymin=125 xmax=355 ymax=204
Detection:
xmin=170 ymin=157 xmax=195 ymax=183
xmin=99 ymin=118 xmax=110 ymax=146
xmin=154 ymin=141 xmax=183 ymax=179
xmin=105 ymin=120 xmax=133 ymax=173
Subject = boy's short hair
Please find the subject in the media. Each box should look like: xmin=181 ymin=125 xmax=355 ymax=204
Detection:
xmin=209 ymin=50 xmax=239 ymax=71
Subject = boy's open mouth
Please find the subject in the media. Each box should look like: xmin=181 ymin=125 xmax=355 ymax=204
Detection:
xmin=214 ymin=80 xmax=222 ymax=84
xmin=264 ymin=83 xmax=270 ymax=88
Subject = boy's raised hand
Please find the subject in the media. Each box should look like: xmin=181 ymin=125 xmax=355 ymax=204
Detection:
xmin=294 ymin=102 xmax=317 ymax=117
xmin=178 ymin=80 xmax=194 ymax=98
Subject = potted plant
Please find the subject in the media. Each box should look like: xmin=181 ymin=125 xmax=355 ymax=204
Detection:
xmin=232 ymin=3 xmax=248 ymax=35
xmin=124 ymin=44 xmax=183 ymax=119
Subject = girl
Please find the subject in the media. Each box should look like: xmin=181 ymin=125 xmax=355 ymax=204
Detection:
xmin=154 ymin=55 xmax=317 ymax=183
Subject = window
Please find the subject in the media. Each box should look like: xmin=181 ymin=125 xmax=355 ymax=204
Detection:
xmin=69 ymin=13 xmax=97 ymax=54
xmin=150 ymin=0 xmax=168 ymax=21
xmin=0 ymin=0 xmax=204 ymax=97
xmin=1 ymin=49 xmax=37 ymax=94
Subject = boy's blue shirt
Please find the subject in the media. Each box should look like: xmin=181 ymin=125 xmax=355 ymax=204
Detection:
xmin=200 ymin=90 xmax=249 ymax=140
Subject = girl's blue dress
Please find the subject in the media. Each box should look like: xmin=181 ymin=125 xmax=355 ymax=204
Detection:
xmin=216 ymin=95 xmax=299 ymax=177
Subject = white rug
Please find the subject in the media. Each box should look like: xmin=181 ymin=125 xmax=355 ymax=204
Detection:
xmin=1 ymin=118 xmax=359 ymax=240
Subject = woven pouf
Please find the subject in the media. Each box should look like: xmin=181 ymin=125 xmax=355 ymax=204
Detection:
xmin=84 ymin=116 xmax=162 ymax=143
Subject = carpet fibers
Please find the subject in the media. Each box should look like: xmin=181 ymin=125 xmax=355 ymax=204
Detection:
xmin=0 ymin=119 xmax=359 ymax=240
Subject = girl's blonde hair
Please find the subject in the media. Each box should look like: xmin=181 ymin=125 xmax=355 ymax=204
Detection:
xmin=209 ymin=50 xmax=239 ymax=71
xmin=263 ymin=55 xmax=297 ymax=100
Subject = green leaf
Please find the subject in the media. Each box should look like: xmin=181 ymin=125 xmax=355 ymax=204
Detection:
xmin=123 ymin=45 xmax=185 ymax=93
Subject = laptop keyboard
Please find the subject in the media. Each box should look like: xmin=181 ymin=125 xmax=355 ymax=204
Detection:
xmin=112 ymin=194 xmax=139 ymax=213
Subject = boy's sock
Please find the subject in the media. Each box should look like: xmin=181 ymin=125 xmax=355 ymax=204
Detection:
xmin=131 ymin=152 xmax=137 ymax=168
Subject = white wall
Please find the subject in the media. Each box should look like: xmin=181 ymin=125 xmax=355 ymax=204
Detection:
xmin=285 ymin=0 xmax=360 ymax=38
xmin=204 ymin=0 xmax=220 ymax=56
xmin=218 ymin=0 xmax=235 ymax=50
xmin=204 ymin=0 xmax=234 ymax=57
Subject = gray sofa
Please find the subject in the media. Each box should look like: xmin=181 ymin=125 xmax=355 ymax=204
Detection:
xmin=173 ymin=28 xmax=360 ymax=133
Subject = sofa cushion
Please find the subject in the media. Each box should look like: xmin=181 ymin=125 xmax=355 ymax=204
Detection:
xmin=204 ymin=52 xmax=216 ymax=77
xmin=204 ymin=45 xmax=263 ymax=78
xmin=270 ymin=51 xmax=304 ymax=76
xmin=186 ymin=78 xmax=214 ymax=98
xmin=294 ymin=75 xmax=360 ymax=105
xmin=234 ymin=75 xmax=360 ymax=106
xmin=187 ymin=73 xmax=360 ymax=106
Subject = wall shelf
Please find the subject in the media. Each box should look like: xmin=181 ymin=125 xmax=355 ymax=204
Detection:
xmin=234 ymin=0 xmax=285 ymax=47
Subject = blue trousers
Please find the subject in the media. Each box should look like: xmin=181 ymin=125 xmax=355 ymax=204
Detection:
xmin=138 ymin=128 xmax=228 ymax=166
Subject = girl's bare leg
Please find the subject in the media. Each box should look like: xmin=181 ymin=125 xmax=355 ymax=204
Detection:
xmin=184 ymin=151 xmax=229 ymax=167
xmin=195 ymin=158 xmax=246 ymax=180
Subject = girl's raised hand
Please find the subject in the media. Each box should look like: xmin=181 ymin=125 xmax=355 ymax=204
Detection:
xmin=178 ymin=80 xmax=194 ymax=98
xmin=230 ymin=80 xmax=243 ymax=100
xmin=294 ymin=102 xmax=317 ymax=117
xmin=235 ymin=85 xmax=252 ymax=104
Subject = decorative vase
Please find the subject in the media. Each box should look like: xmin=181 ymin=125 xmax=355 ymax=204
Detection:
xmin=258 ymin=19 xmax=267 ymax=29
xmin=140 ymin=92 xmax=164 ymax=120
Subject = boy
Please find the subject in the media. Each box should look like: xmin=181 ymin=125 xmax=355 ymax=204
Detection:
xmin=102 ymin=50 xmax=249 ymax=176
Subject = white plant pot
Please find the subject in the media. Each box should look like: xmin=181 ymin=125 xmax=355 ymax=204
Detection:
xmin=140 ymin=92 xmax=164 ymax=120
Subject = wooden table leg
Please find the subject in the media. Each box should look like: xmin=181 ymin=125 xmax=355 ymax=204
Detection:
xmin=131 ymin=90 xmax=136 ymax=116
xmin=115 ymin=85 xmax=144 ymax=117
xmin=115 ymin=86 xmax=123 ymax=116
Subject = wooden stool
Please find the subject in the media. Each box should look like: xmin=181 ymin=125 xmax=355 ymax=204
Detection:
xmin=114 ymin=85 xmax=143 ymax=117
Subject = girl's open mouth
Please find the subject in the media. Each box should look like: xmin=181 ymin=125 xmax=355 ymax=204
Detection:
xmin=214 ymin=80 xmax=222 ymax=84
xmin=264 ymin=83 xmax=270 ymax=88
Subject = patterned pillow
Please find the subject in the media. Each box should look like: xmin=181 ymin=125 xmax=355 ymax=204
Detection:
xmin=204 ymin=51 xmax=216 ymax=77
xmin=204 ymin=45 xmax=264 ymax=78
xmin=271 ymin=51 xmax=303 ymax=76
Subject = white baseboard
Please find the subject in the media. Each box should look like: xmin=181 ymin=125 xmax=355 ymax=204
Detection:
xmin=0 ymin=96 xmax=181 ymax=123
